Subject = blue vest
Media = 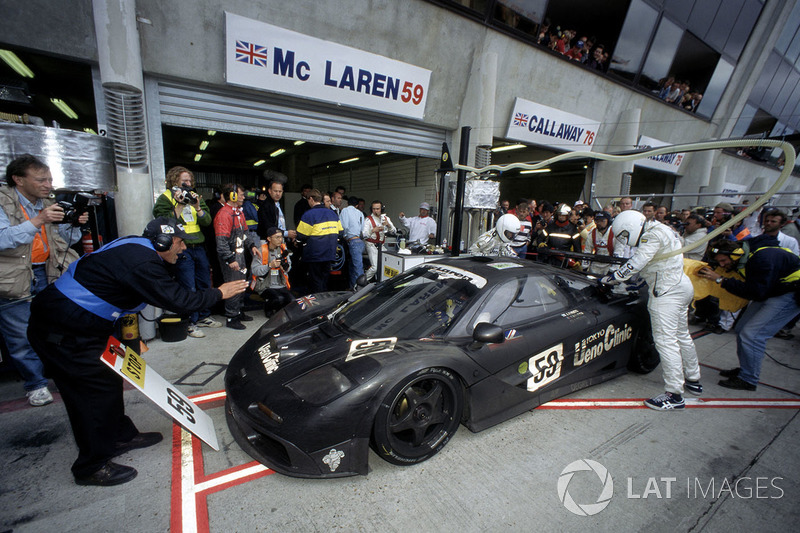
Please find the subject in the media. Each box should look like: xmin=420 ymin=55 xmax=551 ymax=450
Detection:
xmin=54 ymin=237 xmax=155 ymax=321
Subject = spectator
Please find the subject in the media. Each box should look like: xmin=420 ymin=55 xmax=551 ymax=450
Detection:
xmin=1 ymin=154 xmax=86 ymax=406
xmin=761 ymin=208 xmax=799 ymax=255
xmin=293 ymin=184 xmax=312 ymax=227
xmin=356 ymin=198 xmax=367 ymax=215
xmin=323 ymin=192 xmax=333 ymax=209
xmin=241 ymin=188 xmax=259 ymax=235
xmin=618 ymin=196 xmax=633 ymax=211
xmin=340 ymin=195 xmax=366 ymax=289
xmin=399 ymin=202 xmax=437 ymax=245
xmin=586 ymin=211 xmax=614 ymax=275
xmin=681 ymin=214 xmax=708 ymax=260
xmin=251 ymin=227 xmax=292 ymax=318
xmin=655 ymin=205 xmax=668 ymax=223
xmin=511 ymin=200 xmax=532 ymax=258
xmin=153 ymin=166 xmax=221 ymax=338
xmin=215 ymin=183 xmax=260 ymax=329
xmin=642 ymin=201 xmax=658 ymax=221
xmin=657 ymin=76 xmax=675 ymax=99
xmin=257 ymin=171 xmax=296 ymax=242
xmin=363 ymin=200 xmax=396 ymax=281
xmin=297 ymin=189 xmax=343 ymax=293
xmin=579 ymin=207 xmax=596 ymax=255
xmin=331 ymin=190 xmax=344 ymax=215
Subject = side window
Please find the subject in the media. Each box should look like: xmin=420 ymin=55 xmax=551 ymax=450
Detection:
xmin=469 ymin=274 xmax=567 ymax=330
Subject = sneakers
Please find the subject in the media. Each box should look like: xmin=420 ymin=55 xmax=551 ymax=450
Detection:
xmin=197 ymin=317 xmax=222 ymax=328
xmin=644 ymin=392 xmax=685 ymax=411
xmin=719 ymin=376 xmax=757 ymax=391
xmin=75 ymin=461 xmax=137 ymax=486
xmin=719 ymin=367 xmax=740 ymax=378
xmin=775 ymin=329 xmax=794 ymax=340
xmin=238 ymin=312 xmax=253 ymax=322
xmin=684 ymin=380 xmax=703 ymax=396
xmin=226 ymin=317 xmax=246 ymax=330
xmin=27 ymin=386 xmax=54 ymax=407
xmin=187 ymin=325 xmax=206 ymax=338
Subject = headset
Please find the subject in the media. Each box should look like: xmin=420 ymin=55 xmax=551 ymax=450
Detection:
xmin=227 ymin=190 xmax=238 ymax=203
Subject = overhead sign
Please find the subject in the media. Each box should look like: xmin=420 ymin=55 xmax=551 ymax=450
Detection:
xmin=505 ymin=98 xmax=600 ymax=152
xmin=225 ymin=12 xmax=431 ymax=120
xmin=634 ymin=135 xmax=686 ymax=174
xmin=721 ymin=182 xmax=747 ymax=203
xmin=101 ymin=337 xmax=219 ymax=450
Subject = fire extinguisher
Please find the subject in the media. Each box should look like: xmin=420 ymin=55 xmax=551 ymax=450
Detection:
xmin=120 ymin=313 xmax=141 ymax=353
xmin=82 ymin=232 xmax=94 ymax=254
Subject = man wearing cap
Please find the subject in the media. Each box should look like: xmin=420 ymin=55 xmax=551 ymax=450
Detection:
xmin=26 ymin=217 xmax=248 ymax=486
xmin=1 ymin=154 xmax=87 ymax=407
xmin=399 ymin=202 xmax=437 ymax=246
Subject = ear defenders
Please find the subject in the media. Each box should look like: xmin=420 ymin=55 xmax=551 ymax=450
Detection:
xmin=153 ymin=232 xmax=174 ymax=252
xmin=710 ymin=246 xmax=744 ymax=262
xmin=227 ymin=190 xmax=238 ymax=203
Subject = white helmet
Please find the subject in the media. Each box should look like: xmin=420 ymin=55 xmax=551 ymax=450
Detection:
xmin=611 ymin=210 xmax=646 ymax=248
xmin=556 ymin=203 xmax=572 ymax=217
xmin=496 ymin=214 xmax=521 ymax=243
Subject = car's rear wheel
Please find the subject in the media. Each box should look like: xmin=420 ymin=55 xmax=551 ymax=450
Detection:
xmin=628 ymin=321 xmax=660 ymax=374
xmin=371 ymin=368 xmax=463 ymax=466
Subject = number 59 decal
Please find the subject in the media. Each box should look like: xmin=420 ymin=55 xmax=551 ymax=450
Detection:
xmin=526 ymin=343 xmax=564 ymax=393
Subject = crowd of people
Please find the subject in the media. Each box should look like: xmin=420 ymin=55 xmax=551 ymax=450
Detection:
xmin=655 ymin=76 xmax=703 ymax=113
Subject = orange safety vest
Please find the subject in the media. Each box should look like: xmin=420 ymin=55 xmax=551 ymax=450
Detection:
xmin=20 ymin=207 xmax=49 ymax=263
xmin=252 ymin=242 xmax=291 ymax=289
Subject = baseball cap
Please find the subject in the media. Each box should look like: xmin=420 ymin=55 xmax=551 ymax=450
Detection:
xmin=265 ymin=226 xmax=282 ymax=238
xmin=715 ymin=202 xmax=734 ymax=212
xmin=420 ymin=202 xmax=431 ymax=210
xmin=143 ymin=217 xmax=190 ymax=240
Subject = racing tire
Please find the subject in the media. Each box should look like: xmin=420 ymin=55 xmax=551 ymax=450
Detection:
xmin=628 ymin=322 xmax=660 ymax=374
xmin=371 ymin=367 xmax=464 ymax=466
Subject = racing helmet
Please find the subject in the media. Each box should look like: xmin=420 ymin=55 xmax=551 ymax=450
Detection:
xmin=555 ymin=203 xmax=572 ymax=217
xmin=496 ymin=214 xmax=521 ymax=243
xmin=611 ymin=210 xmax=646 ymax=248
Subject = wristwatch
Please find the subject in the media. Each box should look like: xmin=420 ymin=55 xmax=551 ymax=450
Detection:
xmin=714 ymin=277 xmax=723 ymax=285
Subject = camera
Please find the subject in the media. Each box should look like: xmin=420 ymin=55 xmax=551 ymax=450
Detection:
xmin=56 ymin=192 xmax=100 ymax=226
xmin=171 ymin=185 xmax=198 ymax=205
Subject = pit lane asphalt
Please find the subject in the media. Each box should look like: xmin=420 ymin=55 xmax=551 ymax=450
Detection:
xmin=2 ymin=311 xmax=799 ymax=533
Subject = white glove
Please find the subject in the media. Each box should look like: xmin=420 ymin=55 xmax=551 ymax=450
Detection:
xmin=600 ymin=273 xmax=620 ymax=285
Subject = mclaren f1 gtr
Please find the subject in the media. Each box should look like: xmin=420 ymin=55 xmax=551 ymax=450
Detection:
xmin=225 ymin=256 xmax=658 ymax=478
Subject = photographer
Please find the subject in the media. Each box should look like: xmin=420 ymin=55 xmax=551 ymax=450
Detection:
xmin=153 ymin=166 xmax=221 ymax=337
xmin=251 ymin=227 xmax=292 ymax=317
xmin=1 ymin=154 xmax=87 ymax=406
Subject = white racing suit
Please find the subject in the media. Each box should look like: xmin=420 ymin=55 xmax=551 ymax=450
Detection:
xmin=610 ymin=221 xmax=700 ymax=395
xmin=469 ymin=230 xmax=517 ymax=257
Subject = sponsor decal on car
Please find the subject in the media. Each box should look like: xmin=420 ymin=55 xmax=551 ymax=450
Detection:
xmin=426 ymin=264 xmax=487 ymax=288
xmin=561 ymin=309 xmax=585 ymax=320
xmin=258 ymin=343 xmax=280 ymax=374
xmin=322 ymin=448 xmax=345 ymax=472
xmin=573 ymin=324 xmax=634 ymax=367
xmin=488 ymin=262 xmax=523 ymax=270
xmin=505 ymin=329 xmax=521 ymax=340
xmin=346 ymin=337 xmax=397 ymax=361
xmin=527 ymin=343 xmax=564 ymax=392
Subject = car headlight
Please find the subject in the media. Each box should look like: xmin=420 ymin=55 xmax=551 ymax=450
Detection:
xmin=286 ymin=366 xmax=353 ymax=404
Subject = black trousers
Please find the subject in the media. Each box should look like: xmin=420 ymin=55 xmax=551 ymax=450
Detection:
xmin=27 ymin=322 xmax=138 ymax=478
xmin=260 ymin=287 xmax=293 ymax=313
xmin=305 ymin=261 xmax=331 ymax=293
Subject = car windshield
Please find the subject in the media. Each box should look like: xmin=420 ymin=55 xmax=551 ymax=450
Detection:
xmin=334 ymin=263 xmax=485 ymax=339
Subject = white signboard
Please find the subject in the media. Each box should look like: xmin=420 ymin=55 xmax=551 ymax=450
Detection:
xmin=634 ymin=135 xmax=686 ymax=173
xmin=721 ymin=182 xmax=747 ymax=203
xmin=101 ymin=337 xmax=219 ymax=450
xmin=225 ymin=12 xmax=431 ymax=120
xmin=505 ymin=97 xmax=600 ymax=152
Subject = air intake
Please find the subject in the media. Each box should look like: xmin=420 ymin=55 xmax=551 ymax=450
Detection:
xmin=103 ymin=85 xmax=148 ymax=169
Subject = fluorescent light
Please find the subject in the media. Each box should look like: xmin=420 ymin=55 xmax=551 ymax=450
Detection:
xmin=253 ymin=159 xmax=266 ymax=167
xmin=50 ymin=98 xmax=78 ymax=120
xmin=520 ymin=168 xmax=551 ymax=174
xmin=194 ymin=154 xmax=202 ymax=162
xmin=293 ymin=140 xmax=305 ymax=146
xmin=491 ymin=144 xmax=526 ymax=152
xmin=199 ymin=140 xmax=209 ymax=150
xmin=83 ymin=128 xmax=97 ymax=135
xmin=339 ymin=157 xmax=359 ymax=164
xmin=375 ymin=151 xmax=388 ymax=155
xmin=0 ymin=49 xmax=34 ymax=78
xmin=207 ymin=130 xmax=217 ymax=136
xmin=270 ymin=148 xmax=286 ymax=157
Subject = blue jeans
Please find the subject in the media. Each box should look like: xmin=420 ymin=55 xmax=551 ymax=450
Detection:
xmin=175 ymin=245 xmax=212 ymax=324
xmin=346 ymin=238 xmax=365 ymax=288
xmin=1 ymin=265 xmax=49 ymax=391
xmin=735 ymin=292 xmax=800 ymax=386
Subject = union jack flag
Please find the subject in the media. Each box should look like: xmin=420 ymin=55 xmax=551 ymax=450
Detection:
xmin=296 ymin=295 xmax=317 ymax=310
xmin=505 ymin=329 xmax=520 ymax=340
xmin=235 ymin=40 xmax=268 ymax=67
xmin=513 ymin=113 xmax=529 ymax=127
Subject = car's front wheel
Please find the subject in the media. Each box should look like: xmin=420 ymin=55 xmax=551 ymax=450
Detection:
xmin=628 ymin=322 xmax=660 ymax=374
xmin=371 ymin=367 xmax=463 ymax=466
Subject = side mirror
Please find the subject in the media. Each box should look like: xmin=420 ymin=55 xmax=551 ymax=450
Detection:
xmin=472 ymin=322 xmax=505 ymax=345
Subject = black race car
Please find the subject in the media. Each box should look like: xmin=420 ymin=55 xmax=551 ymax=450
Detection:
xmin=225 ymin=256 xmax=658 ymax=478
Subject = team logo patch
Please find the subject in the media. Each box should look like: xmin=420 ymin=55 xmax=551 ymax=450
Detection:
xmin=346 ymin=337 xmax=397 ymax=361
xmin=322 ymin=448 xmax=345 ymax=472
xmin=296 ymin=295 xmax=317 ymax=310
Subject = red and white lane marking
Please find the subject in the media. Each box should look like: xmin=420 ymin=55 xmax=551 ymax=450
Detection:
xmin=170 ymin=392 xmax=800 ymax=532
xmin=538 ymin=398 xmax=800 ymax=409
xmin=171 ymin=391 xmax=273 ymax=533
